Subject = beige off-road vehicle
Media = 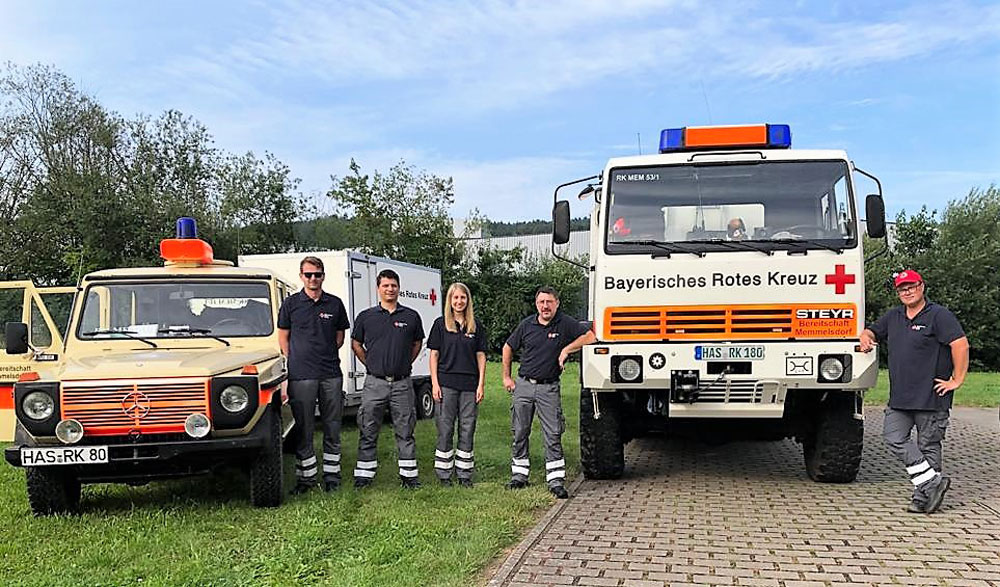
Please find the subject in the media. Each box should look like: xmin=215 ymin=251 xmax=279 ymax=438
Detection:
xmin=4 ymin=219 xmax=294 ymax=515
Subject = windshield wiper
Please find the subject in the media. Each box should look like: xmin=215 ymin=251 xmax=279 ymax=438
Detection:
xmin=685 ymin=238 xmax=773 ymax=256
xmin=82 ymin=328 xmax=158 ymax=348
xmin=159 ymin=326 xmax=231 ymax=347
xmin=623 ymin=239 xmax=705 ymax=258
xmin=768 ymin=238 xmax=844 ymax=255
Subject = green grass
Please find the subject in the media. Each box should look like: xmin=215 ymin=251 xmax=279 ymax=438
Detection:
xmin=864 ymin=370 xmax=1000 ymax=407
xmin=0 ymin=363 xmax=581 ymax=587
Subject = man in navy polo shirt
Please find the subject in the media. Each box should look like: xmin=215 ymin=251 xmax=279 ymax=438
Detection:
xmin=860 ymin=269 xmax=969 ymax=514
xmin=503 ymin=286 xmax=596 ymax=499
xmin=278 ymin=256 xmax=351 ymax=494
xmin=351 ymin=269 xmax=425 ymax=489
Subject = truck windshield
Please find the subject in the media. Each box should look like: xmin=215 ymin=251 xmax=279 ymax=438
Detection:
xmin=606 ymin=160 xmax=856 ymax=254
xmin=76 ymin=281 xmax=273 ymax=340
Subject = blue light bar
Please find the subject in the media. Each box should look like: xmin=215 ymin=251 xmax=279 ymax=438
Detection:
xmin=658 ymin=124 xmax=792 ymax=153
xmin=767 ymin=124 xmax=791 ymax=148
xmin=176 ymin=217 xmax=198 ymax=239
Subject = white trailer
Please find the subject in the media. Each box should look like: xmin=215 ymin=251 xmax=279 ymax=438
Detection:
xmin=238 ymin=250 xmax=442 ymax=418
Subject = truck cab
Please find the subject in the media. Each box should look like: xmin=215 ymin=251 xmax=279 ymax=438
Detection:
xmin=4 ymin=218 xmax=294 ymax=514
xmin=553 ymin=124 xmax=887 ymax=482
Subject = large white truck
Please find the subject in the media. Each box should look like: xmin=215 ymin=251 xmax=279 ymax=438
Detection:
xmin=552 ymin=123 xmax=887 ymax=482
xmin=238 ymin=251 xmax=442 ymax=419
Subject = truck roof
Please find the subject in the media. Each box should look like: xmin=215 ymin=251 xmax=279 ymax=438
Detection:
xmin=606 ymin=148 xmax=850 ymax=168
xmin=84 ymin=264 xmax=281 ymax=282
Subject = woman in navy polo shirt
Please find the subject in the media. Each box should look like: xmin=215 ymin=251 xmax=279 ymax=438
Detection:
xmin=428 ymin=282 xmax=487 ymax=487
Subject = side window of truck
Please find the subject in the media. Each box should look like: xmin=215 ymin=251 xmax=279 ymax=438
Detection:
xmin=0 ymin=287 xmax=25 ymax=350
xmin=30 ymin=299 xmax=53 ymax=348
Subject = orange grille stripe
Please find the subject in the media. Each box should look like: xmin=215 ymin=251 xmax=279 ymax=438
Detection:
xmin=61 ymin=378 xmax=210 ymax=436
xmin=604 ymin=303 xmax=858 ymax=341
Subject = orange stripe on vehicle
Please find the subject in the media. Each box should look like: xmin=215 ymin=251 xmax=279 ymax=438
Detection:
xmin=604 ymin=303 xmax=858 ymax=341
xmin=685 ymin=125 xmax=767 ymax=148
xmin=0 ymin=385 xmax=13 ymax=410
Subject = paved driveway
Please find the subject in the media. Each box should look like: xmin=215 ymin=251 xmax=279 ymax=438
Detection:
xmin=489 ymin=407 xmax=1000 ymax=587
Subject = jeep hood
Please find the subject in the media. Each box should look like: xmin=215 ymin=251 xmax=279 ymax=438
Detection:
xmin=60 ymin=347 xmax=280 ymax=381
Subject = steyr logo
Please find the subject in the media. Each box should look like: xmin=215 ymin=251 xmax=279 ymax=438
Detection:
xmin=122 ymin=391 xmax=150 ymax=419
xmin=825 ymin=264 xmax=856 ymax=295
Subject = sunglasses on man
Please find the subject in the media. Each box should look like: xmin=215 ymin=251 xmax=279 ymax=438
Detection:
xmin=302 ymin=272 xmax=325 ymax=279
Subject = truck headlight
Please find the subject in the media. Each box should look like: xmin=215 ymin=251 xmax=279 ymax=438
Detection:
xmin=220 ymin=385 xmax=249 ymax=413
xmin=184 ymin=413 xmax=211 ymax=438
xmin=55 ymin=419 xmax=84 ymax=444
xmin=22 ymin=391 xmax=54 ymax=421
xmin=617 ymin=358 xmax=642 ymax=382
xmin=819 ymin=357 xmax=844 ymax=381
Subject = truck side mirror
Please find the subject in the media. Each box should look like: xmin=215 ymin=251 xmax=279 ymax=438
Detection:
xmin=5 ymin=322 xmax=29 ymax=355
xmin=553 ymin=200 xmax=571 ymax=245
xmin=865 ymin=194 xmax=886 ymax=239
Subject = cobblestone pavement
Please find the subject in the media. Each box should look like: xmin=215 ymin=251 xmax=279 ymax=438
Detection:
xmin=489 ymin=407 xmax=1000 ymax=587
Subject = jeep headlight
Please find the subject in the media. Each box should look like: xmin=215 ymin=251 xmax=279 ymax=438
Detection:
xmin=220 ymin=385 xmax=249 ymax=413
xmin=819 ymin=357 xmax=845 ymax=381
xmin=22 ymin=391 xmax=54 ymax=421
xmin=184 ymin=413 xmax=211 ymax=438
xmin=617 ymin=358 xmax=642 ymax=382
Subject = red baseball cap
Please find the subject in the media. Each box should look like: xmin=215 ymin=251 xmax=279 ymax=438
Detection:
xmin=894 ymin=269 xmax=923 ymax=288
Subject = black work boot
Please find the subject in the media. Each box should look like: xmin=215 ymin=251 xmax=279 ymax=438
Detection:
xmin=505 ymin=479 xmax=528 ymax=490
xmin=549 ymin=485 xmax=570 ymax=499
xmin=924 ymin=476 xmax=951 ymax=514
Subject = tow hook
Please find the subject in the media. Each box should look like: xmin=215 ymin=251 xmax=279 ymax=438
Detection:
xmin=591 ymin=389 xmax=601 ymax=420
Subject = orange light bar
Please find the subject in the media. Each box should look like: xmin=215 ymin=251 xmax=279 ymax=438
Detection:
xmin=241 ymin=365 xmax=259 ymax=375
xmin=160 ymin=238 xmax=214 ymax=265
xmin=18 ymin=372 xmax=40 ymax=382
xmin=685 ymin=124 xmax=768 ymax=148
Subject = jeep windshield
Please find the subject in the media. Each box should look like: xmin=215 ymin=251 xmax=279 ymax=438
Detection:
xmin=605 ymin=160 xmax=856 ymax=254
xmin=76 ymin=281 xmax=273 ymax=340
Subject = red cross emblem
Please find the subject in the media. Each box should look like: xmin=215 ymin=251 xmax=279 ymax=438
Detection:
xmin=429 ymin=288 xmax=437 ymax=306
xmin=825 ymin=264 xmax=856 ymax=294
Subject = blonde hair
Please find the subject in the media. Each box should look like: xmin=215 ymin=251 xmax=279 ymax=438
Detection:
xmin=444 ymin=282 xmax=476 ymax=334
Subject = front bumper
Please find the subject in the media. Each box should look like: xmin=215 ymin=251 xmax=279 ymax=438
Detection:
xmin=582 ymin=341 xmax=878 ymax=418
xmin=5 ymin=416 xmax=271 ymax=482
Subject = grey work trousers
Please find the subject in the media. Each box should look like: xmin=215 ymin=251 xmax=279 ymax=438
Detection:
xmin=353 ymin=376 xmax=418 ymax=481
xmin=288 ymin=377 xmax=344 ymax=485
xmin=434 ymin=386 xmax=478 ymax=481
xmin=883 ymin=407 xmax=950 ymax=502
xmin=510 ymin=377 xmax=567 ymax=488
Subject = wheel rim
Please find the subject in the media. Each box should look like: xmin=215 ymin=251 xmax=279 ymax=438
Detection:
xmin=422 ymin=392 xmax=433 ymax=415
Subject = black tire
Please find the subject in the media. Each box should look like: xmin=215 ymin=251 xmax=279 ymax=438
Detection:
xmin=580 ymin=390 xmax=625 ymax=479
xmin=25 ymin=467 xmax=81 ymax=516
xmin=415 ymin=380 xmax=434 ymax=420
xmin=803 ymin=391 xmax=863 ymax=483
xmin=250 ymin=407 xmax=284 ymax=507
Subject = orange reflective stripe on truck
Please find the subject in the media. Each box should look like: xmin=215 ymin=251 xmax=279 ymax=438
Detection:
xmin=604 ymin=303 xmax=858 ymax=341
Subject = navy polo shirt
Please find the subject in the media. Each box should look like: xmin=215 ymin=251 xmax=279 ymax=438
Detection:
xmin=506 ymin=310 xmax=589 ymax=381
xmin=352 ymin=304 xmax=424 ymax=378
xmin=868 ymin=301 xmax=965 ymax=411
xmin=277 ymin=290 xmax=351 ymax=381
xmin=427 ymin=317 xmax=487 ymax=391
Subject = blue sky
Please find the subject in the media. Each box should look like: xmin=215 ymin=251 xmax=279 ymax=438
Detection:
xmin=2 ymin=0 xmax=998 ymax=221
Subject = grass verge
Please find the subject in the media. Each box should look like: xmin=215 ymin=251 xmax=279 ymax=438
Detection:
xmin=864 ymin=370 xmax=1000 ymax=406
xmin=0 ymin=363 xmax=580 ymax=587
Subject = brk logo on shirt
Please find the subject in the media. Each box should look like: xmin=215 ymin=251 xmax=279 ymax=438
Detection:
xmin=394 ymin=321 xmax=408 ymax=328
xmin=319 ymin=312 xmax=334 ymax=319
xmin=911 ymin=324 xmax=927 ymax=331
xmin=464 ymin=333 xmax=475 ymax=339
xmin=547 ymin=332 xmax=560 ymax=339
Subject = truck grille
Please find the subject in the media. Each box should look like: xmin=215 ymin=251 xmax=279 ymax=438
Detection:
xmin=604 ymin=304 xmax=856 ymax=341
xmin=61 ymin=378 xmax=210 ymax=436
xmin=694 ymin=379 xmax=766 ymax=403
